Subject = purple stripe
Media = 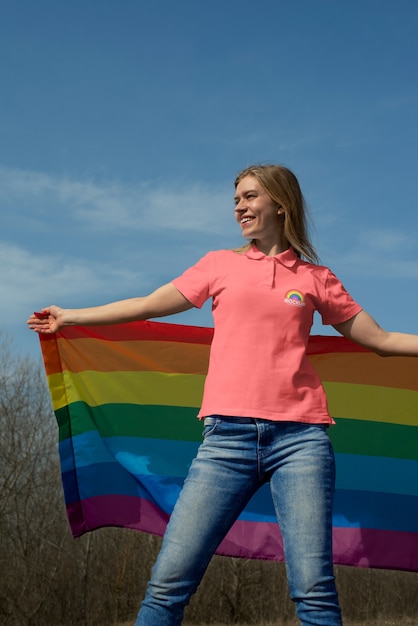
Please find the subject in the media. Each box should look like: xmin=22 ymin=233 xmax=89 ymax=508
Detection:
xmin=66 ymin=496 xmax=418 ymax=571
xmin=217 ymin=520 xmax=285 ymax=561
xmin=67 ymin=495 xmax=169 ymax=538
xmin=219 ymin=525 xmax=418 ymax=572
xmin=332 ymin=527 xmax=418 ymax=572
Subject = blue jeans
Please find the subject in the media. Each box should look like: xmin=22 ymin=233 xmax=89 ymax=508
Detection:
xmin=135 ymin=417 xmax=342 ymax=626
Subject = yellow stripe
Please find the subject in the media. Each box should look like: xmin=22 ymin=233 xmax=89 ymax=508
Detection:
xmin=325 ymin=382 xmax=418 ymax=426
xmin=48 ymin=370 xmax=205 ymax=411
xmin=47 ymin=373 xmax=418 ymax=427
xmin=48 ymin=371 xmax=69 ymax=411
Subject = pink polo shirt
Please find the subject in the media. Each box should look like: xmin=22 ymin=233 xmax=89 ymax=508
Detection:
xmin=172 ymin=245 xmax=362 ymax=424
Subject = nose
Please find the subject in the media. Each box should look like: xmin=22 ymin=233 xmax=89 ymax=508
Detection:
xmin=234 ymin=198 xmax=246 ymax=214
xmin=234 ymin=205 xmax=245 ymax=221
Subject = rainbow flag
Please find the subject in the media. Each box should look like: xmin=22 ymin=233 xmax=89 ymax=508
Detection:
xmin=39 ymin=320 xmax=418 ymax=572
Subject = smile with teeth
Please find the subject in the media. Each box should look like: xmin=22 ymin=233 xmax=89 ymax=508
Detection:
xmin=241 ymin=216 xmax=255 ymax=225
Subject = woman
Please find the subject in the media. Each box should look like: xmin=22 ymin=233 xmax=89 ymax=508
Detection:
xmin=27 ymin=165 xmax=418 ymax=626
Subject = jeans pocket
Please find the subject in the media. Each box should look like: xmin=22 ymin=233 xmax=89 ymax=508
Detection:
xmin=202 ymin=416 xmax=220 ymax=438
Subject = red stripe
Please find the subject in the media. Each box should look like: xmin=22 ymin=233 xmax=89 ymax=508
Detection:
xmin=41 ymin=320 xmax=214 ymax=345
xmin=307 ymin=335 xmax=369 ymax=354
xmin=40 ymin=320 xmax=364 ymax=352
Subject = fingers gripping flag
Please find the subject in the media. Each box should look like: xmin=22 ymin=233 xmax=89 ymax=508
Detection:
xmin=39 ymin=320 xmax=418 ymax=571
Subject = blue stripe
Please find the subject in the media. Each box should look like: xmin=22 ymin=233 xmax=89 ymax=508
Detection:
xmin=333 ymin=489 xmax=418 ymax=532
xmin=59 ymin=433 xmax=199 ymax=474
xmin=62 ymin=463 xmax=184 ymax=513
xmin=61 ymin=463 xmax=418 ymax=533
xmin=335 ymin=452 xmax=418 ymax=497
xmin=61 ymin=434 xmax=418 ymax=498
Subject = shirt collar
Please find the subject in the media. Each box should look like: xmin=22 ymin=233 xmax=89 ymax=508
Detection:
xmin=243 ymin=244 xmax=299 ymax=268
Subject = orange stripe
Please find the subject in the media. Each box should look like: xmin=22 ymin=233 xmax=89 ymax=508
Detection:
xmin=43 ymin=337 xmax=210 ymax=375
xmin=40 ymin=331 xmax=418 ymax=392
xmin=310 ymin=353 xmax=418 ymax=392
xmin=40 ymin=335 xmax=62 ymax=375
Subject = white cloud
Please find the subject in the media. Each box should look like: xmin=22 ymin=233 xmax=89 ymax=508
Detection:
xmin=1 ymin=239 xmax=213 ymax=357
xmin=332 ymin=228 xmax=418 ymax=279
xmin=357 ymin=229 xmax=414 ymax=253
xmin=0 ymin=165 xmax=238 ymax=351
xmin=0 ymin=241 xmax=144 ymax=318
xmin=0 ymin=165 xmax=233 ymax=235
xmin=342 ymin=252 xmax=418 ymax=279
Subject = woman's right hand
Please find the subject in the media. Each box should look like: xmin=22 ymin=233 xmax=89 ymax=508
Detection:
xmin=26 ymin=284 xmax=194 ymax=333
xmin=27 ymin=306 xmax=66 ymax=334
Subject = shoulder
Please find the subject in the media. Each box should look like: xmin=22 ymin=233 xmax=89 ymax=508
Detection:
xmin=179 ymin=249 xmax=239 ymax=275
xmin=294 ymin=256 xmax=332 ymax=278
xmin=291 ymin=259 xmax=343 ymax=299
xmin=196 ymin=249 xmax=241 ymax=264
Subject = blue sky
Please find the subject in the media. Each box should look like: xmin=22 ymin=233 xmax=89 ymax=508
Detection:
xmin=1 ymin=0 xmax=417 ymax=358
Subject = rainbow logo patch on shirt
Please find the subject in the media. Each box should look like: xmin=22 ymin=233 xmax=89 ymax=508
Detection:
xmin=284 ymin=290 xmax=306 ymax=306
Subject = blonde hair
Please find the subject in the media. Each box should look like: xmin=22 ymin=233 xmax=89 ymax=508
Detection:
xmin=234 ymin=164 xmax=319 ymax=264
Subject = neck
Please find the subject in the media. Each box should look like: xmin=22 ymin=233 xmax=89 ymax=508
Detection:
xmin=253 ymin=236 xmax=290 ymax=257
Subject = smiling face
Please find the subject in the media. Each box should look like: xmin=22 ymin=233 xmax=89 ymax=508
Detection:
xmin=234 ymin=175 xmax=285 ymax=249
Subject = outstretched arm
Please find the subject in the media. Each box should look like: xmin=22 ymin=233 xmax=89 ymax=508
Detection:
xmin=27 ymin=283 xmax=194 ymax=334
xmin=334 ymin=310 xmax=418 ymax=357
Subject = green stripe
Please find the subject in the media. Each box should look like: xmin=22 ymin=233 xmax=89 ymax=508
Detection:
xmin=55 ymin=402 xmax=418 ymax=460
xmin=55 ymin=402 xmax=203 ymax=442
xmin=330 ymin=417 xmax=418 ymax=460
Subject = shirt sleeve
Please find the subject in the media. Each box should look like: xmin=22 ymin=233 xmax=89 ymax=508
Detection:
xmin=171 ymin=252 xmax=214 ymax=309
xmin=318 ymin=269 xmax=363 ymax=325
